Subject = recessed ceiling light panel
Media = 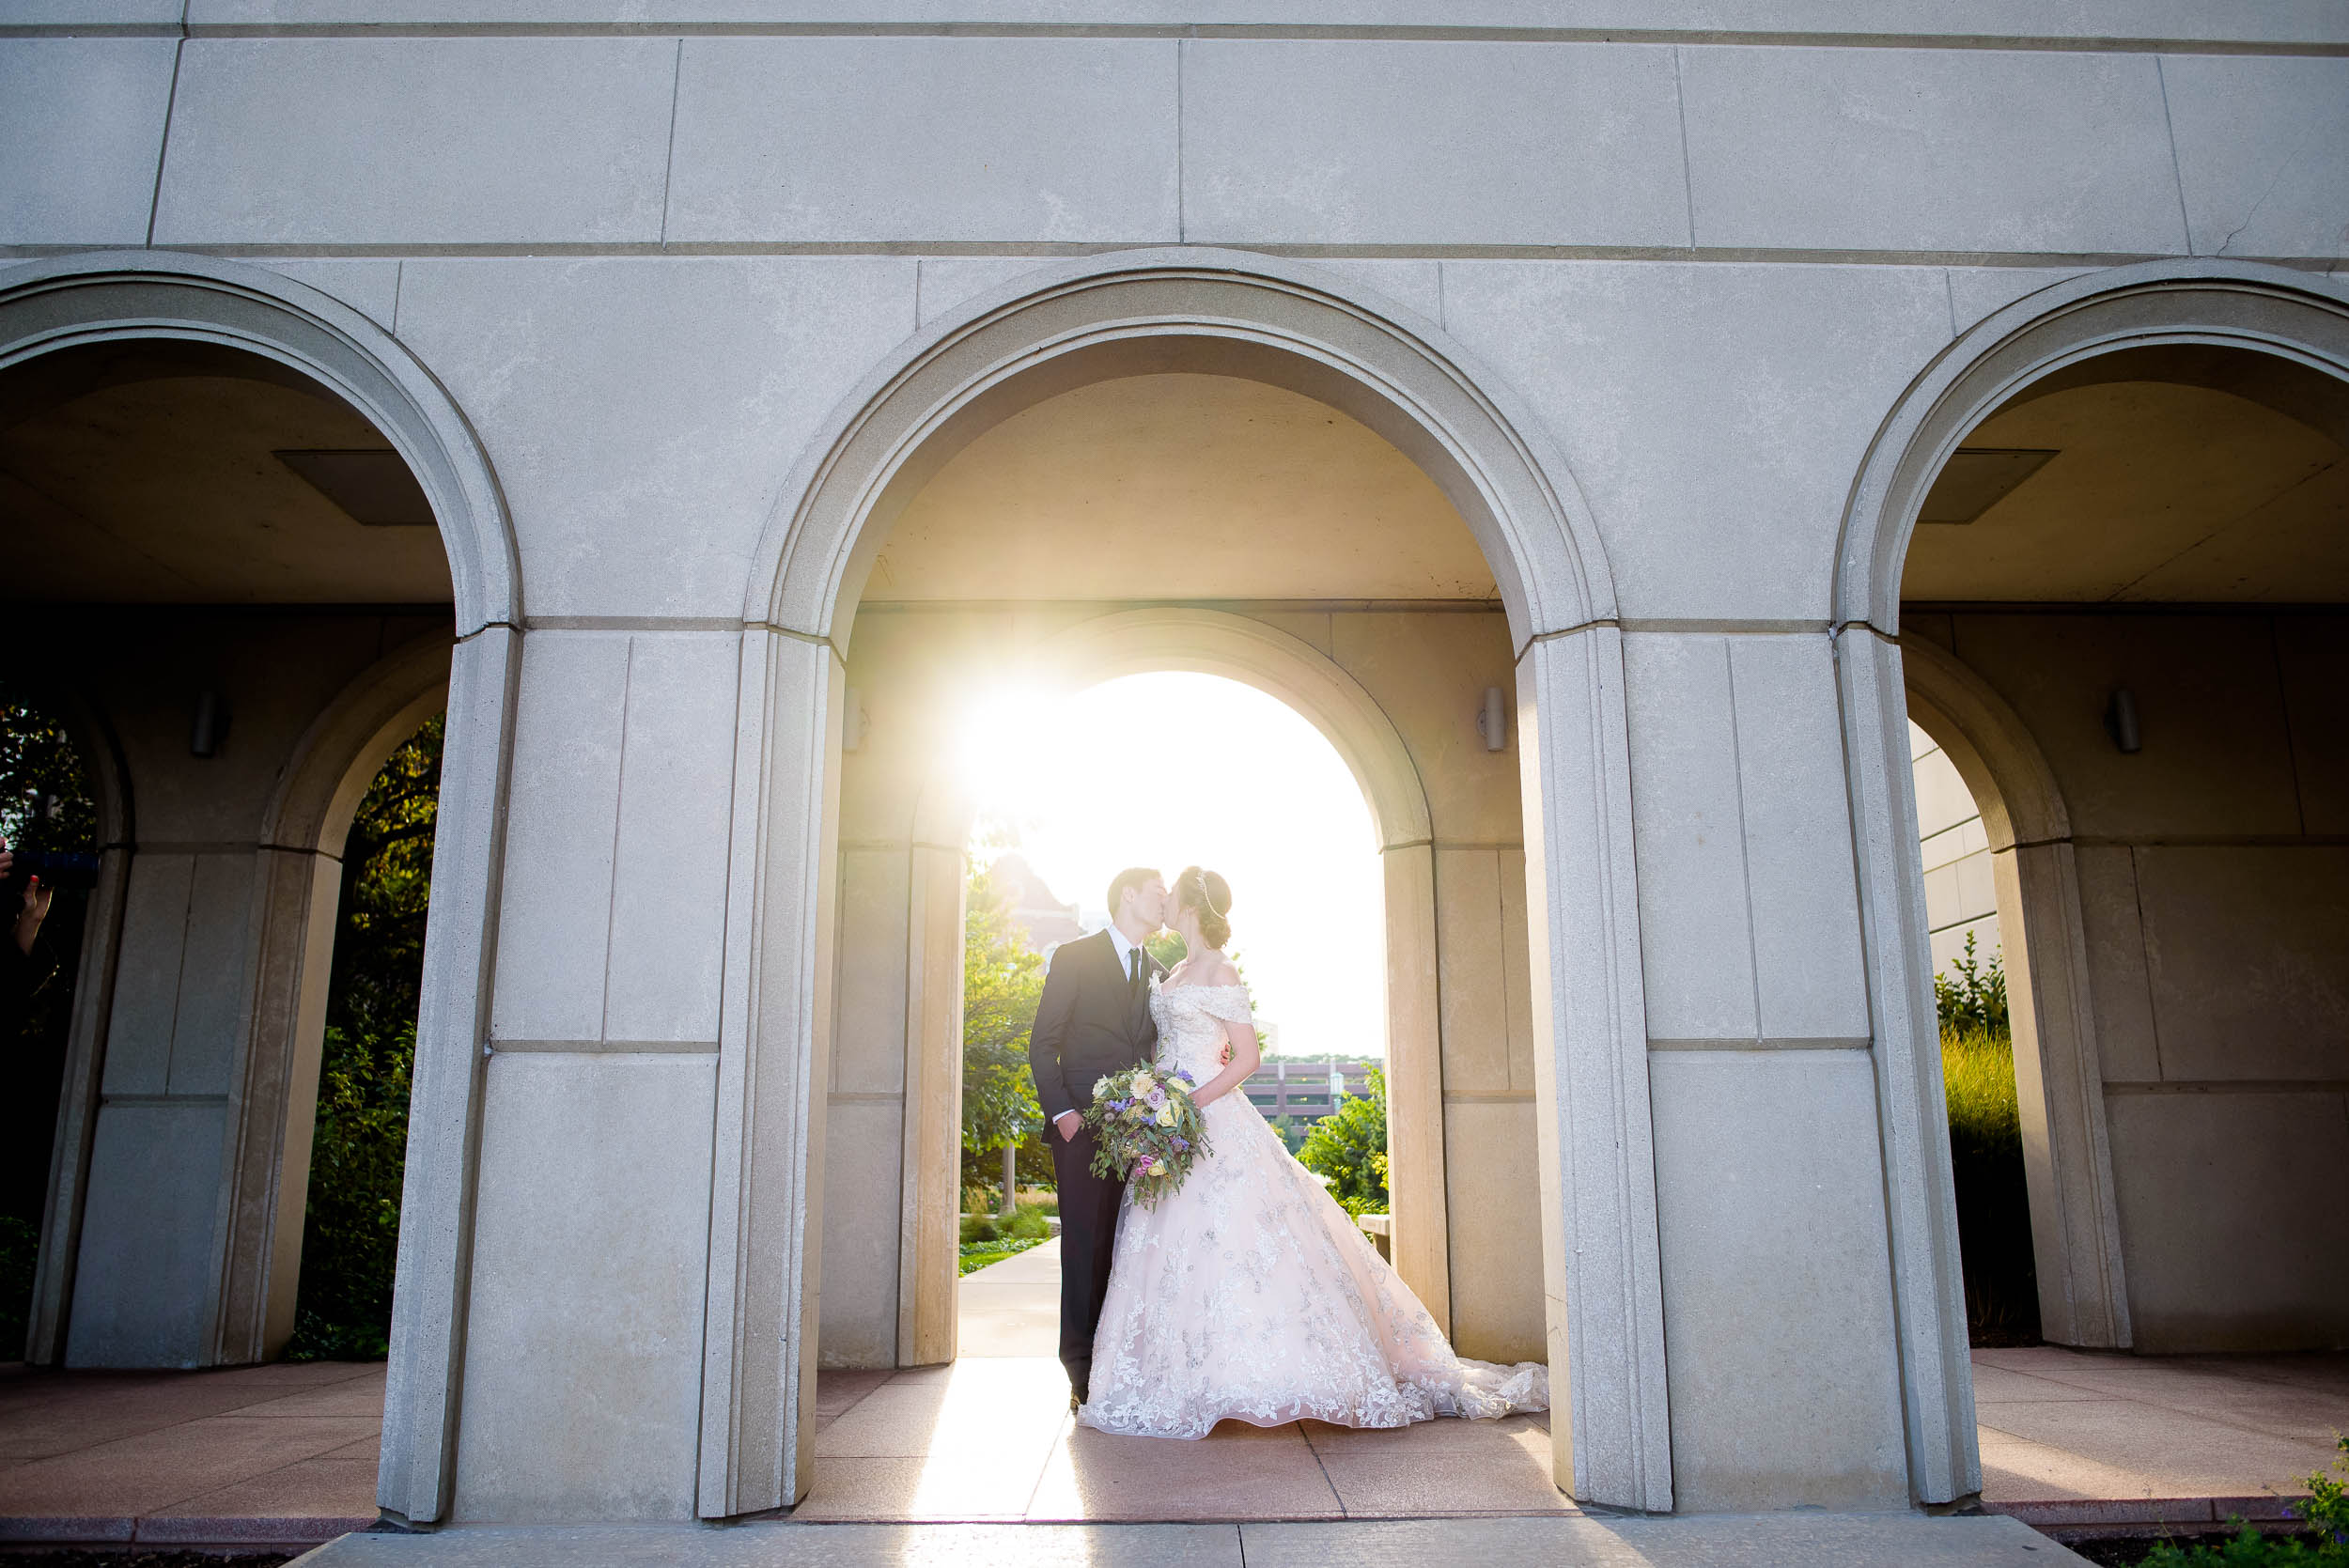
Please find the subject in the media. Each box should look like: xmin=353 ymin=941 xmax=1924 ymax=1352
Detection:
xmin=273 ymin=448 xmax=434 ymax=526
xmin=1917 ymin=447 xmax=2060 ymax=524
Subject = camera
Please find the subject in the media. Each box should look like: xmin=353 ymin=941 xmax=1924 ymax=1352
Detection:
xmin=3 ymin=849 xmax=100 ymax=893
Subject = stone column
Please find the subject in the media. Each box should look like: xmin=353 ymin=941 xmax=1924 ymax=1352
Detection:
xmin=1516 ymin=625 xmax=1672 ymax=1513
xmin=698 ymin=629 xmax=843 ymax=1517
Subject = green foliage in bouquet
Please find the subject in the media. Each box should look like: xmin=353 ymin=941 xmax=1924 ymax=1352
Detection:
xmin=1084 ymin=1063 xmax=1211 ymax=1210
xmin=1298 ymin=1065 xmax=1389 ymax=1219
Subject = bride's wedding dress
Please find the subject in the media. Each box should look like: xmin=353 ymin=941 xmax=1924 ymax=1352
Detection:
xmin=1079 ymin=978 xmax=1549 ymax=1438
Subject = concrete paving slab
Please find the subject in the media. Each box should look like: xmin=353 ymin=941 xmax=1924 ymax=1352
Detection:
xmin=303 ymin=1522 xmax=1250 ymax=1568
xmin=1029 ymin=1421 xmax=1345 ymax=1523
xmin=0 ymin=1414 xmax=382 ymax=1517
xmin=955 ymin=1236 xmax=1063 ymax=1358
xmin=1248 ymin=1514 xmax=2084 ymax=1565
xmin=288 ymin=1515 xmax=2087 ymax=1567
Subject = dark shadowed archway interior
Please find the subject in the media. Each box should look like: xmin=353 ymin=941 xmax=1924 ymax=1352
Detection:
xmin=1 ymin=335 xmax=457 ymax=1369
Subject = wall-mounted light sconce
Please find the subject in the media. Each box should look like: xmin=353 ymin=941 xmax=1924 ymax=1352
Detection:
xmin=841 ymin=687 xmax=867 ymax=753
xmin=1477 ymin=686 xmax=1507 ymax=753
xmin=190 ymin=691 xmax=230 ymax=758
xmin=2105 ymin=687 xmax=2140 ymax=754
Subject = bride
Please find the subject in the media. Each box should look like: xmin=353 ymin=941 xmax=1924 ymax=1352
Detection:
xmin=1078 ymin=865 xmax=1549 ymax=1438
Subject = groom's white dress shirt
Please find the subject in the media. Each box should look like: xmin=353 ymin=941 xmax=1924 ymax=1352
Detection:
xmin=1104 ymin=922 xmax=1146 ymax=983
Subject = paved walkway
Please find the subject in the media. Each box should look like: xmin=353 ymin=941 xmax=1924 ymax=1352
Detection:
xmin=954 ymin=1234 xmax=1064 ymax=1358
xmin=307 ymin=1514 xmax=2078 ymax=1566
xmin=1 ymin=1244 xmax=2340 ymax=1546
xmin=0 ymin=1358 xmax=381 ymax=1547
xmin=1973 ymin=1344 xmax=2349 ymax=1537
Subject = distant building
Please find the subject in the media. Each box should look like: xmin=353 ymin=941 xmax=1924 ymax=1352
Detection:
xmin=986 ymin=853 xmax=1082 ymax=953
xmin=1243 ymin=1058 xmax=1378 ymax=1126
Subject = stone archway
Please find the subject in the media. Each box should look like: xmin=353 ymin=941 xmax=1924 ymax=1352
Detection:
xmin=706 ymin=249 xmax=1671 ymax=1516
xmin=222 ymin=631 xmax=455 ymax=1365
xmin=1901 ymin=637 xmax=2130 ymax=1349
xmin=886 ymin=608 xmax=1454 ymax=1367
xmin=1830 ymin=260 xmax=2349 ymax=1500
xmin=0 ymin=251 xmax=521 ymax=1527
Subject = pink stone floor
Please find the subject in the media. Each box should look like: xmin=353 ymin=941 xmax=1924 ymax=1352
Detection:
xmin=799 ymin=1357 xmax=1566 ymax=1523
xmin=1974 ymin=1345 xmax=2349 ymax=1536
xmin=3 ymin=1343 xmax=2342 ymax=1540
xmin=0 ymin=1358 xmax=382 ymax=1547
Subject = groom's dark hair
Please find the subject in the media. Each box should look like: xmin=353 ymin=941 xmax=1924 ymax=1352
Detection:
xmin=1107 ymin=866 xmax=1160 ymax=917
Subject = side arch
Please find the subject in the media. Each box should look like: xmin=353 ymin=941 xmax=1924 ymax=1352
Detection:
xmin=0 ymin=252 xmax=521 ymax=1525
xmin=1828 ymin=263 xmax=2349 ymax=1500
xmin=886 ymin=609 xmax=1453 ymax=1368
xmin=1902 ymin=637 xmax=2129 ymax=1348
xmin=709 ymin=250 xmax=1670 ymax=1515
xmin=215 ymin=631 xmax=455 ymax=1367
xmin=1835 ymin=258 xmax=2349 ymax=636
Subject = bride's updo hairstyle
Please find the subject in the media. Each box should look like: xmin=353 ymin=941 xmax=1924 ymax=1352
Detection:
xmin=1174 ymin=865 xmax=1233 ymax=951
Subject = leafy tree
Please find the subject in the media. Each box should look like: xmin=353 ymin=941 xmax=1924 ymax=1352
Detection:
xmin=1298 ymin=1065 xmax=1390 ymax=1219
xmin=0 ymin=682 xmax=97 ymax=1356
xmin=961 ymin=863 xmax=1045 ymax=1206
xmin=286 ymin=714 xmax=442 ymax=1359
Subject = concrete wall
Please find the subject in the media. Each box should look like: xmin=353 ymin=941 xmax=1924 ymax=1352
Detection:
xmin=1907 ymin=611 xmax=2349 ymax=1353
xmin=1911 ymin=723 xmax=2002 ymax=978
xmin=823 ymin=604 xmax=1548 ymax=1368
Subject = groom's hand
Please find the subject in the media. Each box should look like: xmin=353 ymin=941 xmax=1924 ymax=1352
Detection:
xmin=1054 ymin=1110 xmax=1082 ymax=1143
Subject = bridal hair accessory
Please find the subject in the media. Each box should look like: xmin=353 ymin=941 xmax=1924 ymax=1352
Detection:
xmin=1202 ymin=871 xmax=1230 ymax=919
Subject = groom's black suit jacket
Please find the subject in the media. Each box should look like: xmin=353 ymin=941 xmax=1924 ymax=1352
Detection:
xmin=1027 ymin=928 xmax=1162 ymax=1126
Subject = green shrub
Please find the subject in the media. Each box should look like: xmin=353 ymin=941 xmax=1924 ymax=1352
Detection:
xmin=959 ymin=1204 xmax=1050 ymax=1248
xmin=1943 ymin=1021 xmax=2022 ymax=1147
xmin=2136 ymin=1436 xmax=2349 ymax=1565
xmin=957 ymin=1235 xmax=1046 ymax=1275
xmin=1941 ymin=1017 xmax=2038 ymax=1345
xmin=1298 ymin=1066 xmax=1389 ymax=1219
xmin=1935 ymin=931 xmax=2009 ymax=1036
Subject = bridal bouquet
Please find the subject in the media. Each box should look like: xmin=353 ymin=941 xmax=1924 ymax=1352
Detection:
xmin=1082 ymin=1063 xmax=1212 ymax=1210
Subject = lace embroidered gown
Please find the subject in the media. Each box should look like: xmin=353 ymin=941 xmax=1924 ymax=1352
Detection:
xmin=1079 ymin=979 xmax=1549 ymax=1438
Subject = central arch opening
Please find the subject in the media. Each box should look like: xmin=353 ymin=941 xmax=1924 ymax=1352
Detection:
xmin=801 ymin=360 xmax=1560 ymax=1519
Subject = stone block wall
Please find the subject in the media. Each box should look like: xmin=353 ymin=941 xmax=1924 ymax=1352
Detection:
xmin=1908 ymin=610 xmax=2349 ymax=1352
xmin=1911 ymin=723 xmax=2002 ymax=978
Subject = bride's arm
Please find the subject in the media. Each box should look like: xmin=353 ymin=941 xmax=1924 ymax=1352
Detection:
xmin=1189 ymin=1005 xmax=1262 ymax=1109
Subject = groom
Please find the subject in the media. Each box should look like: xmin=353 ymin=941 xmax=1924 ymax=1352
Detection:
xmin=1027 ymin=866 xmax=1168 ymax=1410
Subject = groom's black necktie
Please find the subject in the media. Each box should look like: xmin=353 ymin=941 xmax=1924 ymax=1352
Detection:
xmin=1127 ymin=945 xmax=1144 ymax=989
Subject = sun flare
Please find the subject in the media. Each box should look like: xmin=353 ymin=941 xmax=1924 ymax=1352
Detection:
xmin=961 ymin=672 xmax=1385 ymax=1061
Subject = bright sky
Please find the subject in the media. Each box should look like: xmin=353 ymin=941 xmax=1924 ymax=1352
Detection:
xmin=957 ymin=672 xmax=1385 ymax=1061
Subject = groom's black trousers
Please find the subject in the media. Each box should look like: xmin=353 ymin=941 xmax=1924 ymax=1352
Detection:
xmin=1049 ymin=1120 xmax=1126 ymax=1395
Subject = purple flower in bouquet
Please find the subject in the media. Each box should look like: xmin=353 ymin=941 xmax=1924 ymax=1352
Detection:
xmin=1081 ymin=1062 xmax=1213 ymax=1210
